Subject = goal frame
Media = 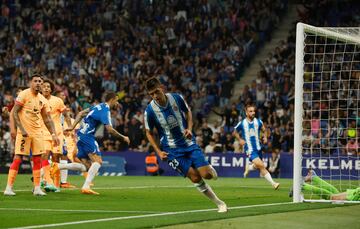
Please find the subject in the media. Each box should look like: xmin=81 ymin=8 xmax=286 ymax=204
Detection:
xmin=293 ymin=22 xmax=360 ymax=203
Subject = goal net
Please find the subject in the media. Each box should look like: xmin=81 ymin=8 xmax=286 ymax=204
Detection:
xmin=294 ymin=23 xmax=360 ymax=203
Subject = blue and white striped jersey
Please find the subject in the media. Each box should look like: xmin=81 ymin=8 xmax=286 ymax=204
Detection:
xmin=77 ymin=103 xmax=112 ymax=139
xmin=144 ymin=93 xmax=196 ymax=153
xmin=234 ymin=118 xmax=263 ymax=154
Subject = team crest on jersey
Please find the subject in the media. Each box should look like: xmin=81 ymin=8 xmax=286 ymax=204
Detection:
xmin=167 ymin=115 xmax=178 ymax=129
xmin=173 ymin=105 xmax=178 ymax=111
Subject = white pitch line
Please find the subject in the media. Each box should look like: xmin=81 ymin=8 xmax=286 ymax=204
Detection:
xmin=8 ymin=202 xmax=295 ymax=229
xmin=12 ymin=185 xmax=194 ymax=192
xmin=12 ymin=185 xmax=277 ymax=192
xmin=0 ymin=208 xmax=162 ymax=214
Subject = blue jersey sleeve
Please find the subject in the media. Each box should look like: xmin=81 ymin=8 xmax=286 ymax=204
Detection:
xmin=172 ymin=93 xmax=189 ymax=113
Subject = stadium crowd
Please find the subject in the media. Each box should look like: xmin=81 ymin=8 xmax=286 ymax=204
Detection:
xmin=299 ymin=0 xmax=360 ymax=156
xmin=0 ymin=0 xmax=286 ymax=161
xmin=0 ymin=0 xmax=359 ymax=164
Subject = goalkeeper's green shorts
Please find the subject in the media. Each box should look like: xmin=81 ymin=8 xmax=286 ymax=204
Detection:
xmin=346 ymin=187 xmax=360 ymax=201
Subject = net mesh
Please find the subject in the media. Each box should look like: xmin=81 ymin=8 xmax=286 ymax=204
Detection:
xmin=301 ymin=27 xmax=360 ymax=201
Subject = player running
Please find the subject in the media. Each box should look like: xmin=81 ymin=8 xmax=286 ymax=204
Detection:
xmin=144 ymin=77 xmax=227 ymax=213
xmin=63 ymin=91 xmax=130 ymax=195
xmin=233 ymin=103 xmax=280 ymax=190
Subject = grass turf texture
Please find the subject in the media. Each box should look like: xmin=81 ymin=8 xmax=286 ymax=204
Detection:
xmin=0 ymin=175 xmax=358 ymax=228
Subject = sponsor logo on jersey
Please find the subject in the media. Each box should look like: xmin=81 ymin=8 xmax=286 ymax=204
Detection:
xmin=167 ymin=115 xmax=178 ymax=129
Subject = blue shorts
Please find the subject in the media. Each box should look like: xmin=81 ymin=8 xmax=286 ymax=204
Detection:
xmin=76 ymin=137 xmax=101 ymax=160
xmin=166 ymin=147 xmax=209 ymax=177
xmin=248 ymin=150 xmax=263 ymax=162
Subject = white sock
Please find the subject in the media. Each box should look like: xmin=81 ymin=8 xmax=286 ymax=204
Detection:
xmin=58 ymin=162 xmax=87 ymax=172
xmin=82 ymin=162 xmax=101 ymax=189
xmin=5 ymin=185 xmax=13 ymax=191
xmin=264 ymin=172 xmax=276 ymax=186
xmin=60 ymin=160 xmax=68 ymax=183
xmin=194 ymin=180 xmax=223 ymax=206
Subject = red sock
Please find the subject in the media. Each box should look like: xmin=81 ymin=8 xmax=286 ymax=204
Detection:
xmin=32 ymin=156 xmax=42 ymax=187
xmin=7 ymin=159 xmax=22 ymax=187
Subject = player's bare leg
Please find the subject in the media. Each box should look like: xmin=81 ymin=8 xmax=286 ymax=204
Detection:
xmin=243 ymin=162 xmax=256 ymax=178
xmin=52 ymin=156 xmax=86 ymax=188
xmin=51 ymin=154 xmax=61 ymax=190
xmin=59 ymin=154 xmax=76 ymax=188
xmin=252 ymin=158 xmax=279 ymax=190
xmin=4 ymin=155 xmax=23 ymax=196
xmin=78 ymin=158 xmax=94 ymax=187
xmin=41 ymin=151 xmax=57 ymax=192
xmin=81 ymin=154 xmax=101 ymax=195
xmin=190 ymin=166 xmax=227 ymax=213
xmin=32 ymin=155 xmax=46 ymax=196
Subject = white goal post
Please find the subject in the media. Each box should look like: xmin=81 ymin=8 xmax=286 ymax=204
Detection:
xmin=294 ymin=23 xmax=360 ymax=203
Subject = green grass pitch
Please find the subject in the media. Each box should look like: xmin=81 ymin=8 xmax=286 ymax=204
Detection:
xmin=0 ymin=175 xmax=358 ymax=228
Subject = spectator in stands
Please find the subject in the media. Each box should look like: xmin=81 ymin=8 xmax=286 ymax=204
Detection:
xmin=267 ymin=150 xmax=281 ymax=178
xmin=201 ymin=121 xmax=213 ymax=147
xmin=271 ymin=127 xmax=283 ymax=153
xmin=137 ymin=139 xmax=150 ymax=153
xmin=224 ymin=133 xmax=235 ymax=152
xmin=127 ymin=117 xmax=143 ymax=150
xmin=0 ymin=0 xmax=289 ymax=155
xmin=204 ymin=138 xmax=216 ymax=154
xmin=345 ymin=138 xmax=359 ymax=156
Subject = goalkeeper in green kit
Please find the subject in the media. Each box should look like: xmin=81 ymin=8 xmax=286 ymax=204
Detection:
xmin=302 ymin=170 xmax=360 ymax=201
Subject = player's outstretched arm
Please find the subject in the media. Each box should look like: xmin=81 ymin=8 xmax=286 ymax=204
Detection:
xmin=66 ymin=108 xmax=90 ymax=131
xmin=184 ymin=110 xmax=193 ymax=139
xmin=261 ymin=124 xmax=268 ymax=144
xmin=145 ymin=129 xmax=168 ymax=160
xmin=105 ymin=125 xmax=130 ymax=145
xmin=63 ymin=108 xmax=72 ymax=129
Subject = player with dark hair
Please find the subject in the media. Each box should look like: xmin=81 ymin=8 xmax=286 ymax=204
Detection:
xmin=4 ymin=73 xmax=60 ymax=196
xmin=64 ymin=91 xmax=130 ymax=195
xmin=40 ymin=78 xmax=72 ymax=192
xmin=144 ymin=77 xmax=227 ymax=213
